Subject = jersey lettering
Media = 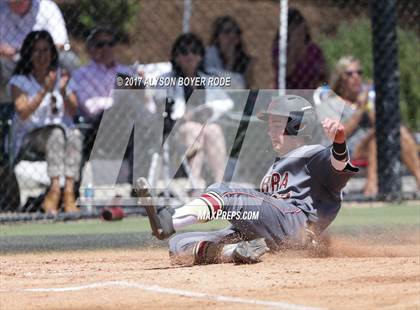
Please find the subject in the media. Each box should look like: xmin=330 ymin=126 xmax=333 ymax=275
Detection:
xmin=271 ymin=173 xmax=281 ymax=192
xmin=261 ymin=176 xmax=270 ymax=193
xmin=260 ymin=171 xmax=290 ymax=193
xmin=279 ymin=172 xmax=289 ymax=189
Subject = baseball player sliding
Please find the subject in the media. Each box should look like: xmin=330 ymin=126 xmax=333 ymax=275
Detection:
xmin=136 ymin=95 xmax=358 ymax=265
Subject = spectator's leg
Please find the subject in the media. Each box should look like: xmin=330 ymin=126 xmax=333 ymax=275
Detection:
xmin=203 ymin=123 xmax=227 ymax=183
xmin=45 ymin=127 xmax=66 ymax=180
xmin=400 ymin=126 xmax=420 ymax=189
xmin=43 ymin=127 xmax=66 ymax=213
xmin=353 ymin=133 xmax=370 ymax=159
xmin=64 ymin=128 xmax=82 ymax=182
xmin=354 ymin=129 xmax=378 ymax=158
xmin=63 ymin=128 xmax=83 ymax=212
xmin=353 ymin=130 xmax=378 ymax=197
xmin=364 ymin=134 xmax=378 ymax=196
xmin=178 ymin=121 xmax=205 ymax=187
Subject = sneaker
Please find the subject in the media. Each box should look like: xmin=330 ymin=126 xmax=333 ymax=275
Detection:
xmin=232 ymin=238 xmax=269 ymax=264
xmin=134 ymin=177 xmax=175 ymax=240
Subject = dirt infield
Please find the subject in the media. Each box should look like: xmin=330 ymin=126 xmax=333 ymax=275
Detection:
xmin=1 ymin=232 xmax=419 ymax=310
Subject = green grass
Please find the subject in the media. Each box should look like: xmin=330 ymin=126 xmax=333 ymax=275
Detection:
xmin=332 ymin=204 xmax=420 ymax=227
xmin=0 ymin=217 xmax=228 ymax=237
xmin=0 ymin=204 xmax=419 ymax=238
xmin=330 ymin=204 xmax=420 ymax=236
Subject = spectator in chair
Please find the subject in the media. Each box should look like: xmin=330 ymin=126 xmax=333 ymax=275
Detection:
xmin=272 ymin=7 xmax=327 ymax=90
xmin=327 ymin=55 xmax=420 ymax=196
xmin=205 ymin=16 xmax=253 ymax=88
xmin=9 ymin=30 xmax=81 ymax=214
xmin=68 ymin=27 xmax=137 ymax=154
xmin=154 ymin=33 xmax=233 ymax=188
xmin=0 ymin=0 xmax=75 ymax=102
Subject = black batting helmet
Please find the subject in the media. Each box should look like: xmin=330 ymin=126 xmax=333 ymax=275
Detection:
xmin=257 ymin=95 xmax=316 ymax=137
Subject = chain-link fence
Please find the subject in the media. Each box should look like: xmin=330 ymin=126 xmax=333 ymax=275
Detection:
xmin=0 ymin=0 xmax=419 ymax=216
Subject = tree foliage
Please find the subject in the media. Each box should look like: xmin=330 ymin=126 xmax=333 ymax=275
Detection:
xmin=61 ymin=0 xmax=140 ymax=41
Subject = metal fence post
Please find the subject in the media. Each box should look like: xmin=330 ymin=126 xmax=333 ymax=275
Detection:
xmin=278 ymin=0 xmax=288 ymax=96
xmin=370 ymin=0 xmax=402 ymax=200
xmin=183 ymin=0 xmax=192 ymax=33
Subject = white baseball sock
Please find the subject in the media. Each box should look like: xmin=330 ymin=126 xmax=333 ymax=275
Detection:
xmin=173 ymin=215 xmax=198 ymax=230
xmin=172 ymin=192 xmax=224 ymax=230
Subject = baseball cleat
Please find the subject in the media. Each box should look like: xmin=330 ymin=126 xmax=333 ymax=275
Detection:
xmin=232 ymin=238 xmax=269 ymax=264
xmin=134 ymin=177 xmax=175 ymax=240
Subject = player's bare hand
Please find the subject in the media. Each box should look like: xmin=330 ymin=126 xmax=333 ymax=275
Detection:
xmin=322 ymin=118 xmax=345 ymax=144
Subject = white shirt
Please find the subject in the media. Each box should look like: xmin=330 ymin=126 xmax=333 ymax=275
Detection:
xmin=9 ymin=72 xmax=73 ymax=155
xmin=0 ymin=0 xmax=69 ymax=50
xmin=68 ymin=61 xmax=135 ymax=119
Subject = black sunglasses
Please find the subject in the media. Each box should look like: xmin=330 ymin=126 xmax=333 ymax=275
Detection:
xmin=94 ymin=40 xmax=115 ymax=48
xmin=177 ymin=45 xmax=201 ymax=56
xmin=220 ymin=26 xmax=238 ymax=34
xmin=345 ymin=69 xmax=363 ymax=77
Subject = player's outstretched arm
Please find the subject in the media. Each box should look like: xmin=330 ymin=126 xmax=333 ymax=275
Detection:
xmin=321 ymin=118 xmax=349 ymax=171
xmin=307 ymin=118 xmax=358 ymax=195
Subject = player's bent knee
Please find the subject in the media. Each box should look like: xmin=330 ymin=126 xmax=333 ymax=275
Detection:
xmin=204 ymin=123 xmax=223 ymax=135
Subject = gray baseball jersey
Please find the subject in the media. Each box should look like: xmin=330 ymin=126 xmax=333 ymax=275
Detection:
xmin=169 ymin=144 xmax=357 ymax=256
xmin=260 ymin=144 xmax=357 ymax=232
